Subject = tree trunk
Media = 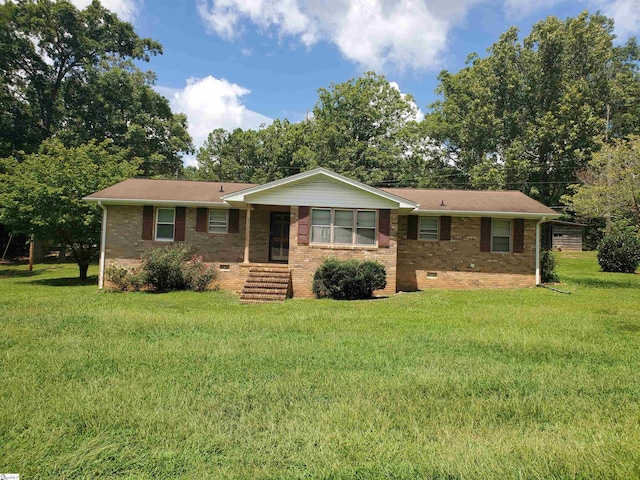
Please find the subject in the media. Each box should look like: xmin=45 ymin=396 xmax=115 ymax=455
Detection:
xmin=79 ymin=262 xmax=89 ymax=281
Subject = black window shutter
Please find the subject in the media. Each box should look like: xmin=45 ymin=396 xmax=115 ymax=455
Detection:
xmin=407 ymin=216 xmax=418 ymax=240
xmin=228 ymin=209 xmax=240 ymax=233
xmin=513 ymin=219 xmax=525 ymax=253
xmin=440 ymin=216 xmax=451 ymax=241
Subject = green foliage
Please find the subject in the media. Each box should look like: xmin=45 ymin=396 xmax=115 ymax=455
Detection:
xmin=2 ymin=254 xmax=640 ymax=478
xmin=540 ymin=249 xmax=559 ymax=283
xmin=195 ymin=73 xmax=455 ymax=187
xmin=0 ymin=0 xmax=192 ymax=175
xmin=597 ymin=231 xmax=640 ymax=273
xmin=138 ymin=244 xmax=217 ymax=292
xmin=104 ymin=263 xmax=144 ymax=291
xmin=312 ymin=258 xmax=387 ymax=300
xmin=565 ymin=135 xmax=640 ymax=228
xmin=426 ymin=12 xmax=640 ymax=206
xmin=0 ymin=139 xmax=140 ymax=279
xmin=181 ymin=255 xmax=218 ymax=292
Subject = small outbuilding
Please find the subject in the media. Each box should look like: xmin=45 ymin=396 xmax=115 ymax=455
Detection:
xmin=542 ymin=220 xmax=585 ymax=251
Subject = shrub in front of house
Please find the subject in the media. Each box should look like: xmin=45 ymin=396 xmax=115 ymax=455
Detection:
xmin=597 ymin=231 xmax=640 ymax=273
xmin=106 ymin=244 xmax=217 ymax=292
xmin=312 ymin=258 xmax=386 ymax=300
xmin=104 ymin=263 xmax=144 ymax=291
xmin=541 ymin=249 xmax=559 ymax=283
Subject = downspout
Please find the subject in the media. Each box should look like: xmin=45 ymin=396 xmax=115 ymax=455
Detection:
xmin=98 ymin=201 xmax=107 ymax=289
xmin=535 ymin=216 xmax=547 ymax=285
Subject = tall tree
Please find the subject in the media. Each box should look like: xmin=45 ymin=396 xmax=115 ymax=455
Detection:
xmin=0 ymin=140 xmax=140 ymax=279
xmin=0 ymin=0 xmax=192 ymax=175
xmin=565 ymin=135 xmax=640 ymax=229
xmin=426 ymin=12 xmax=640 ymax=205
xmin=195 ymin=72 xmax=454 ymax=186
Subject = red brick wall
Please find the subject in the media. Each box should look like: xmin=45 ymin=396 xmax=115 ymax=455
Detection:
xmin=287 ymin=206 xmax=398 ymax=298
xmin=396 ymin=216 xmax=537 ymax=290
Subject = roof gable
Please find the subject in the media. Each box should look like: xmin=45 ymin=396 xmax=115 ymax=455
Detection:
xmin=222 ymin=168 xmax=417 ymax=210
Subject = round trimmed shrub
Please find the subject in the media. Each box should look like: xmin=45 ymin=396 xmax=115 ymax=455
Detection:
xmin=597 ymin=232 xmax=640 ymax=273
xmin=312 ymin=258 xmax=386 ymax=300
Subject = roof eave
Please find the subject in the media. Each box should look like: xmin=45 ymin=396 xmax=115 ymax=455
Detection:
xmin=83 ymin=197 xmax=231 ymax=208
xmin=410 ymin=209 xmax=562 ymax=219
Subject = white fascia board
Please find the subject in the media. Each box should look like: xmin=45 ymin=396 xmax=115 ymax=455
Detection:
xmin=410 ymin=209 xmax=562 ymax=219
xmin=222 ymin=167 xmax=417 ymax=209
xmin=83 ymin=197 xmax=232 ymax=208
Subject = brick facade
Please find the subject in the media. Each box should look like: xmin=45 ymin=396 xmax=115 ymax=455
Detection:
xmin=396 ymin=216 xmax=537 ymax=290
xmin=287 ymin=206 xmax=398 ymax=297
xmin=103 ymin=205 xmax=538 ymax=297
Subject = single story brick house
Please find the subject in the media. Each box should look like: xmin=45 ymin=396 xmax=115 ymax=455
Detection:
xmin=84 ymin=167 xmax=560 ymax=300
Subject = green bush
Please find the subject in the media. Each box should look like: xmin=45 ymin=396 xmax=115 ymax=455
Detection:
xmin=597 ymin=232 xmax=640 ymax=273
xmin=182 ymin=255 xmax=217 ymax=292
xmin=312 ymin=258 xmax=386 ymax=300
xmin=105 ymin=263 xmax=143 ymax=291
xmin=141 ymin=244 xmax=193 ymax=291
xmin=109 ymin=244 xmax=218 ymax=292
xmin=541 ymin=249 xmax=559 ymax=283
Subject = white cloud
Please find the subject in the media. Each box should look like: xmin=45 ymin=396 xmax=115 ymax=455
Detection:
xmin=70 ymin=0 xmax=139 ymax=22
xmin=157 ymin=76 xmax=272 ymax=166
xmin=504 ymin=0 xmax=640 ymax=38
xmin=598 ymin=0 xmax=640 ymax=38
xmin=197 ymin=0 xmax=639 ymax=72
xmin=197 ymin=0 xmax=478 ymax=72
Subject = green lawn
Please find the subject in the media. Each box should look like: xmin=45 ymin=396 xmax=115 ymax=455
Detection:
xmin=1 ymin=252 xmax=639 ymax=479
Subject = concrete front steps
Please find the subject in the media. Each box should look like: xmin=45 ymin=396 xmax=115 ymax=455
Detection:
xmin=239 ymin=266 xmax=292 ymax=304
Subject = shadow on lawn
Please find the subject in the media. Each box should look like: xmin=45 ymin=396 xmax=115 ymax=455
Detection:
xmin=0 ymin=268 xmax=43 ymax=278
xmin=566 ymin=274 xmax=639 ymax=289
xmin=31 ymin=275 xmax=98 ymax=287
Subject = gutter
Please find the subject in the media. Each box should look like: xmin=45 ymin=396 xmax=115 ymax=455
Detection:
xmin=535 ymin=216 xmax=547 ymax=285
xmin=98 ymin=201 xmax=107 ymax=289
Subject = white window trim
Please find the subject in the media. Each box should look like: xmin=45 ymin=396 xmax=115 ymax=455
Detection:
xmin=208 ymin=209 xmax=229 ymax=234
xmin=155 ymin=207 xmax=175 ymax=242
xmin=419 ymin=216 xmax=439 ymax=241
xmin=310 ymin=208 xmax=378 ymax=246
xmin=491 ymin=218 xmax=512 ymax=253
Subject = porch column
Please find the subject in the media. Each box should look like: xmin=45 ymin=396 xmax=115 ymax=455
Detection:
xmin=243 ymin=204 xmax=251 ymax=263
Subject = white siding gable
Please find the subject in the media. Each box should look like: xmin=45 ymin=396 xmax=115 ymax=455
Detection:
xmin=244 ymin=176 xmax=399 ymax=209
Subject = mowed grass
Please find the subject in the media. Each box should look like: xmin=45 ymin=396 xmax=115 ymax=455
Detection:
xmin=1 ymin=252 xmax=639 ymax=479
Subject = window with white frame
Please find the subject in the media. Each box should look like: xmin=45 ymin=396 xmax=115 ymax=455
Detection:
xmin=208 ymin=209 xmax=228 ymax=234
xmin=491 ymin=218 xmax=511 ymax=252
xmin=310 ymin=208 xmax=377 ymax=246
xmin=419 ymin=217 xmax=439 ymax=241
xmin=155 ymin=208 xmax=175 ymax=241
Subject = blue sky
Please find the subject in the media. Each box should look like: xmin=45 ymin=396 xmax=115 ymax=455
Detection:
xmin=77 ymin=0 xmax=639 ymax=164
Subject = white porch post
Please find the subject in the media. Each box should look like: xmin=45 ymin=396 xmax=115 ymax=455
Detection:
xmin=243 ymin=204 xmax=251 ymax=264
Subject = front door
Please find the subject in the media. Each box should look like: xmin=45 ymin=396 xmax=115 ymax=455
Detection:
xmin=269 ymin=212 xmax=290 ymax=262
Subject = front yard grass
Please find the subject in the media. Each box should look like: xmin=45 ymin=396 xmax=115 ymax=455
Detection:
xmin=1 ymin=252 xmax=639 ymax=478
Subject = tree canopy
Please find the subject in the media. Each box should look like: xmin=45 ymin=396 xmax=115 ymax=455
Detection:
xmin=0 ymin=139 xmax=140 ymax=279
xmin=425 ymin=11 xmax=640 ymax=206
xmin=565 ymin=135 xmax=640 ymax=229
xmin=0 ymin=0 xmax=192 ymax=176
xmin=194 ymin=72 xmax=455 ymax=186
